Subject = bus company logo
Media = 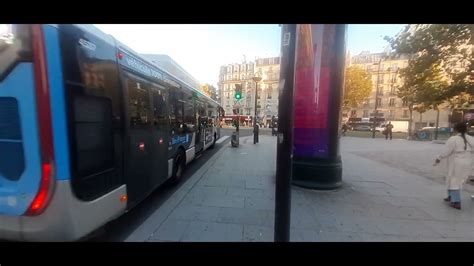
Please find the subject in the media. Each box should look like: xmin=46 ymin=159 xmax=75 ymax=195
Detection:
xmin=171 ymin=135 xmax=189 ymax=145
xmin=126 ymin=56 xmax=151 ymax=76
xmin=125 ymin=55 xmax=164 ymax=81
xmin=78 ymin=38 xmax=96 ymax=51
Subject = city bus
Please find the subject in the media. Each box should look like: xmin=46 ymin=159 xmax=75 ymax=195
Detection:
xmin=0 ymin=24 xmax=221 ymax=241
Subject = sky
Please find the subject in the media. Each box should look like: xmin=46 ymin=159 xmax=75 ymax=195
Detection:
xmin=95 ymin=24 xmax=406 ymax=88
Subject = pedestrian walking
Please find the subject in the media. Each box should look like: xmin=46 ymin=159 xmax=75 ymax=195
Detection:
xmin=385 ymin=122 xmax=393 ymax=140
xmin=342 ymin=123 xmax=348 ymax=136
xmin=434 ymin=122 xmax=473 ymax=210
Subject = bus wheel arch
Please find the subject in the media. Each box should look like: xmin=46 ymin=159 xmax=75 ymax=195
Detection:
xmin=169 ymin=147 xmax=186 ymax=184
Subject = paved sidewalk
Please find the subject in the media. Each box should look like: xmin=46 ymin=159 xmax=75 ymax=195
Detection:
xmin=128 ymin=135 xmax=474 ymax=242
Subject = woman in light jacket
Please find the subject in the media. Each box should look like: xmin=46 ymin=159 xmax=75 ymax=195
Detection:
xmin=435 ymin=122 xmax=473 ymax=210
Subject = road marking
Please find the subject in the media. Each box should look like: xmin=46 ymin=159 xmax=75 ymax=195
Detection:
xmin=215 ymin=136 xmax=230 ymax=144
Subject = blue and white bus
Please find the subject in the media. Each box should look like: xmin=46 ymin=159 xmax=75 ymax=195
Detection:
xmin=0 ymin=24 xmax=222 ymax=241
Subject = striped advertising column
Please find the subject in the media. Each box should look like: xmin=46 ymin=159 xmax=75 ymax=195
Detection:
xmin=292 ymin=24 xmax=347 ymax=190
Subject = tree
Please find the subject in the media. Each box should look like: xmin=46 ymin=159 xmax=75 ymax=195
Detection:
xmin=202 ymin=84 xmax=218 ymax=101
xmin=386 ymin=24 xmax=473 ymax=138
xmin=343 ymin=66 xmax=373 ymax=110
xmin=415 ymin=63 xmax=450 ymax=139
xmin=385 ymin=24 xmax=473 ymax=106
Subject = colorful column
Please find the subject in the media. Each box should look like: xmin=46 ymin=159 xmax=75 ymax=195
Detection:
xmin=292 ymin=24 xmax=347 ymax=190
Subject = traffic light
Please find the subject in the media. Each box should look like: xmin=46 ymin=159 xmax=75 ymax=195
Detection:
xmin=234 ymin=84 xmax=242 ymax=100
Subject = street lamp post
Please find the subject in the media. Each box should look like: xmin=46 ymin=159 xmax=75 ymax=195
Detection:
xmin=252 ymin=76 xmax=262 ymax=144
xmin=372 ymin=56 xmax=382 ymax=138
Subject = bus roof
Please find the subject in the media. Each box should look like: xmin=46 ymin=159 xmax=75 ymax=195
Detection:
xmin=73 ymin=24 xmax=220 ymax=108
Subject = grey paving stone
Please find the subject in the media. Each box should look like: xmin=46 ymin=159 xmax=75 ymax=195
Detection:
xmin=217 ymin=207 xmax=274 ymax=227
xmin=374 ymin=218 xmax=443 ymax=238
xmin=167 ymin=205 xmax=221 ymax=223
xmin=150 ymin=219 xmax=190 ymax=241
xmin=424 ymin=220 xmax=474 ymax=240
xmin=227 ymin=187 xmax=275 ymax=200
xmin=188 ymin=186 xmax=228 ymax=197
xmin=245 ymin=197 xmax=275 ymax=211
xmin=243 ymin=225 xmax=274 ymax=242
xmin=315 ymin=215 xmax=384 ymax=235
xmin=181 ymin=221 xmax=243 ymax=242
xmin=367 ymin=204 xmax=436 ymax=220
xmin=312 ymin=231 xmax=365 ymax=242
xmin=200 ymin=194 xmax=245 ymax=208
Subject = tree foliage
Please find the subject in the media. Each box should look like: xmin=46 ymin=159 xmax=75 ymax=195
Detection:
xmin=386 ymin=24 xmax=473 ymax=109
xmin=343 ymin=65 xmax=373 ymax=109
xmin=202 ymin=84 xmax=218 ymax=101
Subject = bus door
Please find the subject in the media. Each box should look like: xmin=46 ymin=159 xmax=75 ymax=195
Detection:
xmin=150 ymin=85 xmax=169 ymax=187
xmin=59 ymin=24 xmax=124 ymax=201
xmin=195 ymin=101 xmax=206 ymax=153
xmin=123 ymin=74 xmax=154 ymax=204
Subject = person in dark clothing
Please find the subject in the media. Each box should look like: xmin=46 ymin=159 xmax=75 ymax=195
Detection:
xmin=342 ymin=123 xmax=348 ymax=136
xmin=271 ymin=116 xmax=278 ymax=136
xmin=385 ymin=122 xmax=394 ymax=140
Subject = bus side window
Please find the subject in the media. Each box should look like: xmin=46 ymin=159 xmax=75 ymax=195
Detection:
xmin=152 ymin=88 xmax=167 ymax=127
xmin=128 ymin=79 xmax=150 ymax=127
xmin=184 ymin=94 xmax=196 ymax=133
xmin=169 ymin=89 xmax=184 ymax=134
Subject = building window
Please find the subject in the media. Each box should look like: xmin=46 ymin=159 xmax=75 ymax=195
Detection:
xmin=378 ymin=75 xmax=384 ymax=84
xmin=376 ymin=98 xmax=382 ymax=107
xmin=389 ymin=110 xmax=394 ymax=118
xmin=363 ymin=110 xmax=369 ymax=118
xmin=390 ymin=87 xmax=396 ymax=95
xmin=402 ymin=99 xmax=408 ymax=107
xmin=377 ymin=87 xmax=384 ymax=96
xmin=351 ymin=110 xmax=357 ymax=117
xmin=403 ymin=110 xmax=409 ymax=118
xmin=389 ymin=98 xmax=395 ymax=107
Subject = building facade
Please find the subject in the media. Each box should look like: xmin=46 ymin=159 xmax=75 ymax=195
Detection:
xmin=255 ymin=57 xmax=280 ymax=126
xmin=218 ymin=61 xmax=255 ymax=125
xmin=218 ymin=56 xmax=280 ymax=126
xmin=348 ymin=51 xmax=451 ymax=130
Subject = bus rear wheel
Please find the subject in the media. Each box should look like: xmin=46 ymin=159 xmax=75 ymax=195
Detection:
xmin=169 ymin=150 xmax=185 ymax=185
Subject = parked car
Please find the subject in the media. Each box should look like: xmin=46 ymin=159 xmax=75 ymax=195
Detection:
xmin=414 ymin=127 xmax=452 ymax=140
xmin=353 ymin=125 xmax=372 ymax=131
xmin=375 ymin=125 xmax=385 ymax=132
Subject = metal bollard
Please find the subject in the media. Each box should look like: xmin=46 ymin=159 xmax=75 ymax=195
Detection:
xmin=231 ymin=131 xmax=239 ymax=147
xmin=253 ymin=125 xmax=259 ymax=144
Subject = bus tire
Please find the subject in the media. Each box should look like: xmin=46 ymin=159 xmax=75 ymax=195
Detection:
xmin=169 ymin=149 xmax=185 ymax=185
xmin=209 ymin=133 xmax=217 ymax=149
